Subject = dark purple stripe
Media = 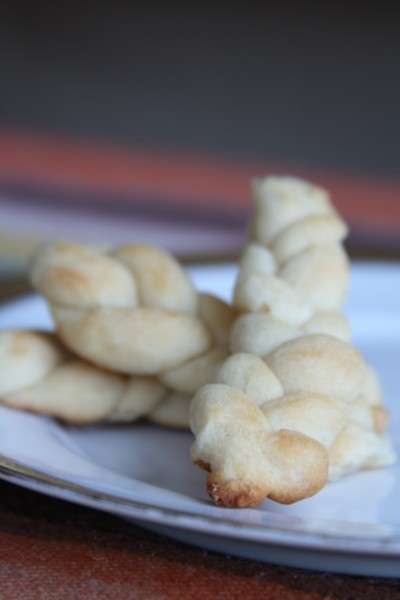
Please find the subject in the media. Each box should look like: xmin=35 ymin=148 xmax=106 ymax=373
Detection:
xmin=1 ymin=178 xmax=399 ymax=253
xmin=0 ymin=179 xmax=248 ymax=229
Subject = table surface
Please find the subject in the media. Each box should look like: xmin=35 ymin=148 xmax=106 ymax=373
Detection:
xmin=0 ymin=480 xmax=399 ymax=600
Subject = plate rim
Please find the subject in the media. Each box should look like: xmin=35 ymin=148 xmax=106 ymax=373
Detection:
xmin=0 ymin=448 xmax=399 ymax=558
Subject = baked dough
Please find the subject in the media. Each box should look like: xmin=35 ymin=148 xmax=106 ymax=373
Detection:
xmin=30 ymin=243 xmax=235 ymax=392
xmin=0 ymin=330 xmax=197 ymax=426
xmin=9 ymin=244 xmax=235 ymax=427
xmin=191 ymin=176 xmax=395 ymax=507
xmin=191 ymin=336 xmax=395 ymax=507
xmin=232 ymin=176 xmax=350 ymax=354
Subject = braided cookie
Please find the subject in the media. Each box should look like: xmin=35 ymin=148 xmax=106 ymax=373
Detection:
xmin=31 ymin=242 xmax=234 ymax=380
xmin=26 ymin=243 xmax=235 ymax=426
xmin=191 ymin=335 xmax=395 ymax=508
xmin=30 ymin=243 xmax=209 ymax=374
xmin=232 ymin=176 xmax=350 ymax=355
xmin=191 ymin=175 xmax=394 ymax=507
xmin=0 ymin=330 xmax=201 ymax=426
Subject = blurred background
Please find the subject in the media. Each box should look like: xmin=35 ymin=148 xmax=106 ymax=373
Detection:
xmin=1 ymin=2 xmax=400 ymax=280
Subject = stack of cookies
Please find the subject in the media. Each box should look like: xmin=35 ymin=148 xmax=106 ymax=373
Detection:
xmin=0 ymin=244 xmax=235 ymax=427
xmin=0 ymin=175 xmax=395 ymax=508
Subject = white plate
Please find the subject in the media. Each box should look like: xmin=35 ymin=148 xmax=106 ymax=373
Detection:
xmin=0 ymin=262 xmax=399 ymax=578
